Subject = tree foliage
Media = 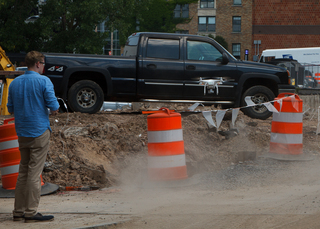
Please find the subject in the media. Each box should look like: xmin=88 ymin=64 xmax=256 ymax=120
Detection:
xmin=214 ymin=35 xmax=229 ymax=50
xmin=138 ymin=0 xmax=197 ymax=33
xmin=39 ymin=0 xmax=108 ymax=53
xmin=0 ymin=0 xmax=198 ymax=54
xmin=0 ymin=0 xmax=39 ymax=52
xmin=100 ymin=0 xmax=151 ymax=48
xmin=208 ymin=34 xmax=228 ymax=50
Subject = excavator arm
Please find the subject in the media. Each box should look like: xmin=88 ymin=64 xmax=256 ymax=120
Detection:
xmin=0 ymin=46 xmax=15 ymax=71
xmin=0 ymin=46 xmax=22 ymax=115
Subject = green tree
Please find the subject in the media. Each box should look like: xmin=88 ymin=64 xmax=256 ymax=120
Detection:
xmin=100 ymin=0 xmax=151 ymax=51
xmin=100 ymin=0 xmax=197 ymax=47
xmin=138 ymin=0 xmax=197 ymax=33
xmin=214 ymin=35 xmax=228 ymax=50
xmin=0 ymin=0 xmax=199 ymax=54
xmin=39 ymin=0 xmax=108 ymax=54
xmin=208 ymin=34 xmax=228 ymax=50
xmin=0 ymin=0 xmax=40 ymax=52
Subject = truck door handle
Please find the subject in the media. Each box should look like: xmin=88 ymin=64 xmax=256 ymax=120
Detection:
xmin=147 ymin=64 xmax=157 ymax=69
xmin=186 ymin=65 xmax=196 ymax=70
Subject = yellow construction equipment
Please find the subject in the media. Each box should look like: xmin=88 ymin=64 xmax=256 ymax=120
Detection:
xmin=0 ymin=46 xmax=24 ymax=115
xmin=0 ymin=46 xmax=15 ymax=71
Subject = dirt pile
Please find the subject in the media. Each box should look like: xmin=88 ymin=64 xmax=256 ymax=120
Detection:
xmin=42 ymin=105 xmax=277 ymax=189
xmin=1 ymin=103 xmax=318 ymax=190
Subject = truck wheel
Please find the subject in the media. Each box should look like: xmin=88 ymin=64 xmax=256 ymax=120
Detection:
xmin=68 ymin=80 xmax=104 ymax=114
xmin=241 ymin=86 xmax=275 ymax=120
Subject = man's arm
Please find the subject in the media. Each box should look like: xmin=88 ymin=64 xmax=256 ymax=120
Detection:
xmin=44 ymin=78 xmax=60 ymax=113
xmin=7 ymin=83 xmax=14 ymax=114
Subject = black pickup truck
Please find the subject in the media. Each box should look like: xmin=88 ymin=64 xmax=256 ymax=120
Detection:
xmin=44 ymin=32 xmax=294 ymax=119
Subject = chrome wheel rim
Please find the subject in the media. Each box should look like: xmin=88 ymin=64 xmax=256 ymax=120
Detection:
xmin=250 ymin=93 xmax=269 ymax=113
xmin=76 ymin=88 xmax=96 ymax=108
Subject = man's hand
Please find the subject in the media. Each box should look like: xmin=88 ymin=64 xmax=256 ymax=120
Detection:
xmin=51 ymin=109 xmax=59 ymax=116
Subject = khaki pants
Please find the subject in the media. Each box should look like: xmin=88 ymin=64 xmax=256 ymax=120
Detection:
xmin=13 ymin=129 xmax=50 ymax=218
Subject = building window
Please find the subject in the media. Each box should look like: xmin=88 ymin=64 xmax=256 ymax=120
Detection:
xmin=233 ymin=0 xmax=242 ymax=5
xmin=198 ymin=16 xmax=216 ymax=32
xmin=232 ymin=43 xmax=241 ymax=59
xmin=232 ymin=16 xmax=241 ymax=32
xmin=174 ymin=4 xmax=189 ymax=18
xmin=200 ymin=0 xmax=214 ymax=8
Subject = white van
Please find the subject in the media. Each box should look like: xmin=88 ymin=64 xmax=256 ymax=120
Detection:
xmin=259 ymin=47 xmax=320 ymax=65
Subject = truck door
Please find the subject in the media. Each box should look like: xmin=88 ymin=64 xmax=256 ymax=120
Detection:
xmin=183 ymin=39 xmax=238 ymax=101
xmin=138 ymin=36 xmax=184 ymax=99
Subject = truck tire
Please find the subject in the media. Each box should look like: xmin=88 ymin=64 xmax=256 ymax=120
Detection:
xmin=240 ymin=86 xmax=275 ymax=120
xmin=68 ymin=80 xmax=104 ymax=114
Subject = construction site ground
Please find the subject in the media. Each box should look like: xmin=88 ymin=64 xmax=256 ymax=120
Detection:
xmin=1 ymin=102 xmax=320 ymax=229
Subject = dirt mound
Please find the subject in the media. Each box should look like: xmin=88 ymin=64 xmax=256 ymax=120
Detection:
xmin=1 ymin=104 xmax=318 ymax=190
xmin=43 ymin=107 xmax=273 ymax=189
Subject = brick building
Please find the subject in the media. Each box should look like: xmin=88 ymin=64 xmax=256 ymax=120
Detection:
xmin=253 ymin=0 xmax=320 ymax=60
xmin=176 ymin=0 xmax=320 ymax=61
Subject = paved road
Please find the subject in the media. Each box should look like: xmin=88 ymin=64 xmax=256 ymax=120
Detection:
xmin=2 ymin=156 xmax=320 ymax=229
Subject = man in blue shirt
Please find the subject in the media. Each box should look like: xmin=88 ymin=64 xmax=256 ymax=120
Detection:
xmin=7 ymin=51 xmax=59 ymax=223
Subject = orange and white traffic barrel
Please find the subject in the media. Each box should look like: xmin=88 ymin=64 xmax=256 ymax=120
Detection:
xmin=0 ymin=118 xmax=20 ymax=190
xmin=0 ymin=118 xmax=58 ymax=198
xmin=268 ymin=93 xmax=304 ymax=158
xmin=314 ymin=73 xmax=320 ymax=85
xmin=147 ymin=108 xmax=188 ymax=180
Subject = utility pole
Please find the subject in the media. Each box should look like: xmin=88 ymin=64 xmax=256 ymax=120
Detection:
xmin=110 ymin=27 xmax=113 ymax=55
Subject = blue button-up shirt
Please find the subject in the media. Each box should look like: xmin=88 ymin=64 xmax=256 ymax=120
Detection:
xmin=7 ymin=71 xmax=60 ymax=137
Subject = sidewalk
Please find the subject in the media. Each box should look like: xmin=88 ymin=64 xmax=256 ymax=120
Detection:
xmin=0 ymin=188 xmax=132 ymax=229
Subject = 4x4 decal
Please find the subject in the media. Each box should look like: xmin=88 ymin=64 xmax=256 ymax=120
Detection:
xmin=48 ymin=66 xmax=64 ymax=72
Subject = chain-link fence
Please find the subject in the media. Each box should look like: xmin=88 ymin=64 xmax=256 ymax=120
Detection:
xmin=303 ymin=64 xmax=320 ymax=88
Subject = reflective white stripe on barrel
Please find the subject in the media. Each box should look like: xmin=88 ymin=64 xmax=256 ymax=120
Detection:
xmin=0 ymin=164 xmax=19 ymax=176
xmin=148 ymin=129 xmax=183 ymax=143
xmin=0 ymin=139 xmax=19 ymax=150
xmin=272 ymin=112 xmax=302 ymax=123
xmin=148 ymin=154 xmax=186 ymax=168
xmin=270 ymin=133 xmax=303 ymax=144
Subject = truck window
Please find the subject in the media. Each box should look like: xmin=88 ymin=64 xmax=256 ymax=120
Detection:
xmin=146 ymin=38 xmax=180 ymax=59
xmin=264 ymin=56 xmax=276 ymax=62
xmin=123 ymin=33 xmax=140 ymax=56
xmin=187 ymin=40 xmax=222 ymax=61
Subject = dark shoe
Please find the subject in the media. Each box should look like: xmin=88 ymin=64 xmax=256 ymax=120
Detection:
xmin=13 ymin=215 xmax=25 ymax=221
xmin=25 ymin=213 xmax=54 ymax=223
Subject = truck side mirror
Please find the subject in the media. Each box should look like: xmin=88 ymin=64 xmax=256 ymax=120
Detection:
xmin=221 ymin=53 xmax=229 ymax=65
